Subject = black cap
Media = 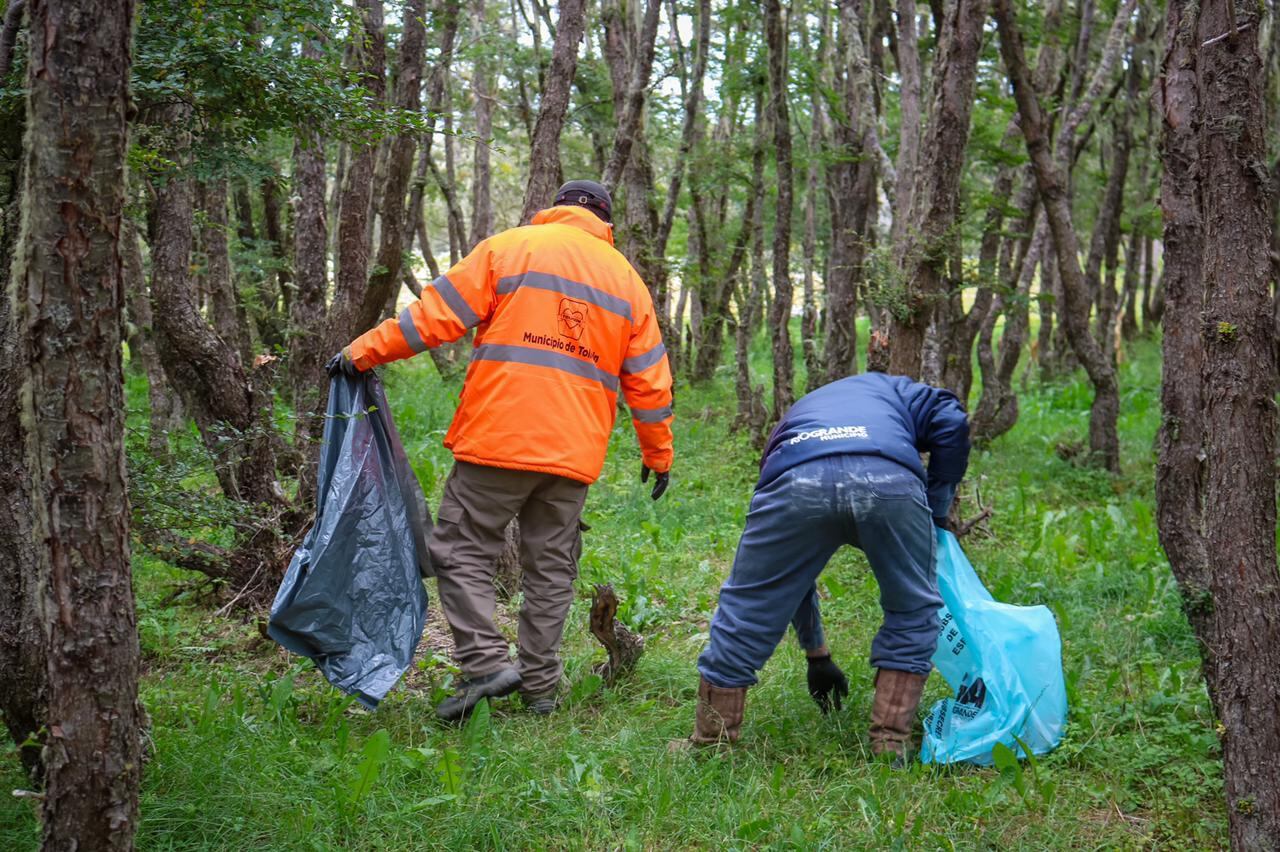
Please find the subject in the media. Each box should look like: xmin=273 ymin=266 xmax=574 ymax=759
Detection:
xmin=554 ymin=179 xmax=612 ymax=223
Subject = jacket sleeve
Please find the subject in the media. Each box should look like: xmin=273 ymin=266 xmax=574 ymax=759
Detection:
xmin=905 ymin=380 xmax=971 ymax=520
xmin=346 ymin=240 xmax=496 ymax=370
xmin=619 ymin=284 xmax=674 ymax=473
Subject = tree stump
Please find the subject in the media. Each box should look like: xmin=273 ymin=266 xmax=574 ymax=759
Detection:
xmin=589 ymin=584 xmax=644 ymax=684
xmin=493 ymin=518 xmax=521 ymax=601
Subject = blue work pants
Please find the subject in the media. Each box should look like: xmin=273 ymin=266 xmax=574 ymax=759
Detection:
xmin=697 ymin=454 xmax=941 ymax=688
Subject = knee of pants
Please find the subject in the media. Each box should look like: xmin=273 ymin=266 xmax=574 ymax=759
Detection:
xmin=883 ymin=602 xmax=942 ymax=638
xmin=696 ymin=608 xmax=781 ymax=688
xmin=876 ymin=568 xmax=942 ymax=616
xmin=519 ymin=561 xmax=577 ymax=601
xmin=519 ymin=583 xmax=574 ymax=619
xmin=871 ymin=605 xmax=941 ymax=672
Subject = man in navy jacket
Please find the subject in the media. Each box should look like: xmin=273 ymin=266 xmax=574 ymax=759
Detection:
xmin=679 ymin=373 xmax=970 ymax=760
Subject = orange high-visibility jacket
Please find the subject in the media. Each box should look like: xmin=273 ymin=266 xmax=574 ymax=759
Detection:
xmin=348 ymin=205 xmax=674 ymax=485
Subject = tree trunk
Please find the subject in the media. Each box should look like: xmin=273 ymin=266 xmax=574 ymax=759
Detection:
xmin=1085 ymin=133 xmax=1129 ymax=351
xmin=764 ymin=0 xmax=795 ymax=421
xmin=233 ymin=180 xmax=255 ymax=242
xmin=1120 ymin=227 xmax=1141 ymax=340
xmin=519 ymin=0 xmax=587 ymax=224
xmin=887 ymin=0 xmax=988 ymax=379
xmin=417 ymin=0 xmax=461 ymax=273
xmin=734 ymin=168 xmax=768 ymax=447
xmin=328 ymin=0 xmax=386 ymax=323
xmin=600 ymin=0 xmax=661 ymax=192
xmin=1140 ymin=232 xmax=1156 ymax=332
xmin=413 ymin=1 xmax=470 ymax=382
xmin=290 ymin=0 xmax=386 ymax=472
xmin=823 ymin=0 xmax=877 ymax=384
xmin=288 ymin=37 xmax=330 ymax=431
xmin=366 ymin=0 xmax=425 ymax=328
xmin=0 ymin=51 xmax=44 ymax=779
xmin=123 ymin=219 xmax=181 ymax=456
xmin=973 ymin=218 xmax=1046 ymax=443
xmin=691 ymin=125 xmax=760 ymax=385
xmin=259 ymin=175 xmax=291 ymax=340
xmin=152 ymin=189 xmax=282 ymax=506
xmin=655 ymin=0 xmax=710 ymax=259
xmin=198 ymin=179 xmax=252 ymax=365
xmin=469 ymin=0 xmax=494 ymax=246
xmin=0 ymin=0 xmax=25 ymax=78
xmin=799 ymin=4 xmax=828 ymax=394
xmin=422 ymin=0 xmax=468 ymax=262
xmin=993 ymin=0 xmax=1124 ymax=471
xmin=601 ymin=0 xmax=666 ymax=314
xmin=1086 ymin=33 xmax=1140 ymax=353
xmin=441 ymin=106 xmax=465 ymax=264
xmin=1157 ymin=3 xmax=1280 ymax=847
xmin=940 ymin=130 xmax=1021 ymax=401
xmin=1037 ymin=238 xmax=1058 ymax=370
xmin=14 ymin=0 xmax=141 ymax=844
xmin=801 ymin=127 xmax=822 ymax=392
xmin=891 ymin=0 xmax=921 ymax=249
xmin=328 ymin=142 xmax=347 ymax=248
xmin=411 ymin=152 xmax=441 ymax=279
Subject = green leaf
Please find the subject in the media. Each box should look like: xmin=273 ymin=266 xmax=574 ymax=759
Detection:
xmin=991 ymin=741 xmax=1026 ymax=798
xmin=462 ymin=698 xmax=492 ymax=758
xmin=991 ymin=740 xmax=1018 ymax=771
xmin=436 ymin=746 xmax=463 ymax=796
xmin=346 ymin=729 xmax=391 ymax=806
xmin=566 ymin=674 xmax=604 ymax=707
xmin=409 ymin=794 xmax=457 ymax=810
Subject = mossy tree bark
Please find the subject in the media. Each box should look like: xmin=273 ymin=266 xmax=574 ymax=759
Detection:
xmin=1157 ymin=2 xmax=1280 ymax=847
xmin=886 ymin=0 xmax=987 ymax=380
xmin=0 ymin=0 xmax=44 ymax=777
xmin=13 ymin=0 xmax=141 ymax=844
xmin=764 ymin=0 xmax=794 ymax=422
xmin=519 ymin=0 xmax=586 ymax=224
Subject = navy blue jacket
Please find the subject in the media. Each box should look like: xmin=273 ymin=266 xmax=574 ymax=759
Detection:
xmin=759 ymin=373 xmax=971 ymax=521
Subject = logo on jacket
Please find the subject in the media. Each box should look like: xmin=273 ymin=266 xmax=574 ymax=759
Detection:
xmin=787 ymin=425 xmax=870 ymax=445
xmin=557 ymin=298 xmax=588 ymax=341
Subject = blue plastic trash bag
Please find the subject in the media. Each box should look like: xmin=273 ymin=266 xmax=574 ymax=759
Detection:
xmin=921 ymin=529 xmax=1067 ymax=765
xmin=268 ymin=372 xmax=431 ymax=709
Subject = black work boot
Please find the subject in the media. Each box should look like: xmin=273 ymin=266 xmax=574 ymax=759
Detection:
xmin=868 ymin=668 xmax=928 ymax=766
xmin=435 ymin=666 xmax=522 ymax=722
xmin=521 ymin=689 xmax=557 ymax=716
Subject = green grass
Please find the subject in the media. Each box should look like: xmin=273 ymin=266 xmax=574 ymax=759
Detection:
xmin=0 ymin=335 xmax=1227 ymax=849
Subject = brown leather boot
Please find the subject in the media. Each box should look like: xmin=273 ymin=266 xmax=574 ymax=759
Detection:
xmin=868 ymin=668 xmax=928 ymax=761
xmin=671 ymin=676 xmax=746 ymax=750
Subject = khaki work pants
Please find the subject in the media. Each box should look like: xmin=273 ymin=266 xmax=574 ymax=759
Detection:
xmin=427 ymin=461 xmax=587 ymax=695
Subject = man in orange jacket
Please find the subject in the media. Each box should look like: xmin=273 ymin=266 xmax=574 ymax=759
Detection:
xmin=329 ymin=180 xmax=674 ymax=720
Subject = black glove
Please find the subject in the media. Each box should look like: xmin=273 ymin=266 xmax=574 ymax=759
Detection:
xmin=807 ymin=654 xmax=848 ymax=714
xmin=326 ymin=349 xmax=362 ymax=379
xmin=640 ymin=464 xmax=669 ymax=501
xmin=934 ymin=515 xmax=952 ymax=532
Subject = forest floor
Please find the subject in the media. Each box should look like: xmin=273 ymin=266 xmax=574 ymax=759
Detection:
xmin=1 ymin=335 xmax=1227 ymax=850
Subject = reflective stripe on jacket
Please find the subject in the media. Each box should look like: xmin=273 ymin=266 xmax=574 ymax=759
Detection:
xmin=347 ymin=205 xmax=674 ymax=484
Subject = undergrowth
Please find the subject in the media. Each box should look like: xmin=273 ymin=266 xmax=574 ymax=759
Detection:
xmin=0 ymin=334 xmax=1227 ymax=849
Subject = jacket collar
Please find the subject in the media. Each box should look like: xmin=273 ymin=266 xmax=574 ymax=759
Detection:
xmin=532 ymin=205 xmax=615 ymax=245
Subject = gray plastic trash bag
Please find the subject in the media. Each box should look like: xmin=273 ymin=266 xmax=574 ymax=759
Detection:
xmin=268 ymin=372 xmax=431 ymax=708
